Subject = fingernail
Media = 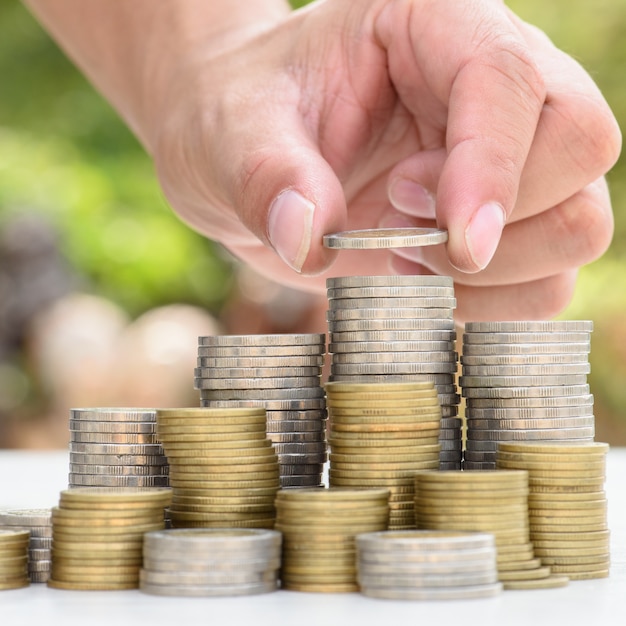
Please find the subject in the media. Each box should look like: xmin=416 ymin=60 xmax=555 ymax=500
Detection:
xmin=465 ymin=202 xmax=506 ymax=270
xmin=268 ymin=189 xmax=315 ymax=273
xmin=388 ymin=178 xmax=436 ymax=217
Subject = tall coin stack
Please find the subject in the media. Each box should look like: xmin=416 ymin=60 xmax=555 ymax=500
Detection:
xmin=195 ymin=334 xmax=327 ymax=488
xmin=356 ymin=530 xmax=502 ymax=600
xmin=326 ymin=276 xmax=461 ymax=469
xmin=140 ymin=529 xmax=281 ymax=597
xmin=326 ymin=381 xmax=441 ymax=530
xmin=48 ymin=487 xmax=171 ymax=591
xmin=461 ymin=321 xmax=594 ymax=470
xmin=275 ymin=488 xmax=390 ymax=592
xmin=156 ymin=407 xmax=280 ymax=529
xmin=496 ymin=441 xmax=610 ymax=580
xmin=0 ymin=509 xmax=52 ymax=583
xmin=414 ymin=470 xmax=570 ymax=590
xmin=68 ymin=408 xmax=169 ymax=488
xmin=0 ymin=529 xmax=30 ymax=590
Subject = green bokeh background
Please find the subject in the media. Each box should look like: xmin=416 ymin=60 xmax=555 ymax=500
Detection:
xmin=0 ymin=1 xmax=625 ymax=440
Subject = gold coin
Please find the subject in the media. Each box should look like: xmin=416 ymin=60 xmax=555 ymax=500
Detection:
xmin=163 ymin=439 xmax=271 ymax=453
xmin=530 ymin=529 xmax=609 ymax=542
xmin=173 ymin=486 xmax=279 ymax=498
xmin=497 ymin=565 xmax=551 ymax=582
xmin=527 ymin=476 xmax=605 ymax=487
xmin=325 ymin=381 xmax=436 ymax=393
xmin=330 ymin=477 xmax=414 ymax=489
xmin=530 ymin=524 xmax=607 ymax=535
xmin=539 ymin=553 xmax=610 ymax=565
xmin=329 ymin=443 xmax=441 ymax=455
xmin=157 ymin=407 xmax=265 ymax=418
xmin=47 ymin=578 xmax=137 ymax=590
xmin=331 ymin=461 xmax=440 ymax=473
xmin=331 ymin=415 xmax=441 ymax=427
xmin=51 ymin=556 xmax=142 ymax=567
xmin=51 ymin=513 xmax=164 ymax=528
xmin=502 ymin=575 xmax=569 ymax=590
xmin=0 ymin=548 xmax=27 ymax=559
xmin=415 ymin=513 xmax=528 ymax=528
xmin=415 ymin=505 xmax=528 ymax=519
xmin=51 ymin=546 xmax=143 ymax=559
xmin=169 ymin=460 xmax=278 ymax=473
xmin=328 ymin=406 xmax=440 ymax=418
xmin=330 ymin=469 xmax=426 ymax=480
xmin=167 ymin=502 xmax=277 ymax=515
xmin=282 ymin=538 xmax=356 ymax=551
xmin=171 ymin=497 xmax=275 ymax=509
xmin=168 ymin=476 xmax=279 ymax=488
xmin=497 ymin=558 xmax=543 ymax=572
xmin=497 ymin=442 xmax=609 ymax=455
xmin=533 ymin=544 xmax=609 ymax=556
xmin=281 ymin=571 xmax=356 ymax=584
xmin=528 ymin=491 xmax=605 ymax=503
xmin=530 ymin=507 xmax=607 ymax=520
xmin=495 ymin=452 xmax=606 ymax=467
xmin=549 ymin=560 xmax=610 ymax=574
xmin=528 ymin=498 xmax=606 ymax=511
xmin=330 ymin=421 xmax=440 ymax=433
xmin=280 ymin=581 xmax=358 ymax=592
xmin=275 ymin=487 xmax=390 ymax=501
xmin=58 ymin=488 xmax=172 ymax=509
xmin=0 ymin=529 xmax=30 ymax=542
xmin=51 ymin=563 xmax=139 ymax=576
xmin=497 ymin=549 xmax=536 ymax=564
xmin=554 ymin=569 xmax=609 ymax=581
xmin=415 ymin=493 xmax=526 ymax=507
xmin=167 ymin=510 xmax=276 ymax=523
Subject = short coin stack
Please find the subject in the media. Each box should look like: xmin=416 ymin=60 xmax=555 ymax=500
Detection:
xmin=0 ymin=529 xmax=30 ymax=590
xmin=326 ymin=381 xmax=441 ymax=530
xmin=275 ymin=488 xmax=389 ymax=592
xmin=356 ymin=530 xmax=502 ymax=600
xmin=414 ymin=470 xmax=569 ymax=590
xmin=48 ymin=487 xmax=171 ymax=590
xmin=496 ymin=441 xmax=610 ymax=580
xmin=140 ymin=529 xmax=281 ymax=597
xmin=196 ymin=334 xmax=327 ymax=488
xmin=68 ymin=408 xmax=169 ymax=488
xmin=326 ymin=275 xmax=461 ymax=469
xmin=0 ymin=509 xmax=52 ymax=583
xmin=156 ymin=407 xmax=280 ymax=529
xmin=461 ymin=321 xmax=594 ymax=470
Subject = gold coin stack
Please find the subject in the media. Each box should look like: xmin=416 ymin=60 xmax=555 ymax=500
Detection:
xmin=496 ymin=441 xmax=610 ymax=580
xmin=156 ymin=408 xmax=280 ymax=529
xmin=140 ymin=529 xmax=281 ymax=597
xmin=356 ymin=530 xmax=502 ymax=600
xmin=47 ymin=487 xmax=171 ymax=591
xmin=275 ymin=488 xmax=390 ymax=592
xmin=0 ymin=529 xmax=30 ymax=590
xmin=326 ymin=381 xmax=441 ymax=530
xmin=414 ymin=470 xmax=570 ymax=590
xmin=0 ymin=509 xmax=52 ymax=583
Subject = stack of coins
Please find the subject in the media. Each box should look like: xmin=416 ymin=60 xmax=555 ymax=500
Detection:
xmin=0 ymin=529 xmax=30 ymax=590
xmin=275 ymin=488 xmax=389 ymax=592
xmin=68 ymin=408 xmax=169 ymax=488
xmin=156 ymin=407 xmax=280 ymax=529
xmin=414 ymin=470 xmax=570 ymax=590
xmin=326 ymin=276 xmax=461 ymax=469
xmin=196 ymin=334 xmax=327 ymax=488
xmin=326 ymin=381 xmax=441 ymax=530
xmin=356 ymin=530 xmax=502 ymax=600
xmin=48 ymin=487 xmax=171 ymax=591
xmin=496 ymin=441 xmax=609 ymax=580
xmin=0 ymin=509 xmax=52 ymax=583
xmin=140 ymin=529 xmax=281 ymax=597
xmin=461 ymin=321 xmax=594 ymax=469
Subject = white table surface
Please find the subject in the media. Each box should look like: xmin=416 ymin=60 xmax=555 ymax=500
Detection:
xmin=1 ymin=448 xmax=625 ymax=626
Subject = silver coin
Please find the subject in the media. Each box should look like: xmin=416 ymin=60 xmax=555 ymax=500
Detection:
xmin=332 ymin=351 xmax=457 ymax=364
xmin=466 ymin=417 xmax=595 ymax=430
xmin=463 ymin=332 xmax=590 ymax=344
xmin=68 ymin=453 xmax=168 ymax=466
xmin=29 ymin=537 xmax=53 ymax=549
xmin=438 ymin=430 xmax=462 ymax=440
xmin=199 ymin=388 xmax=326 ymax=401
xmin=266 ymin=420 xmax=326 ymax=433
xmin=460 ymin=374 xmax=588 ymax=388
xmin=460 ymin=353 xmax=589 ymax=366
xmin=265 ymin=410 xmax=327 ymax=421
xmin=462 ymin=384 xmax=590 ymax=399
xmin=272 ymin=442 xmax=327 ymax=454
xmin=275 ymin=452 xmax=327 ymax=464
xmin=278 ymin=464 xmax=325 ymax=476
xmin=466 ymin=394 xmax=593 ymax=409
xmin=28 ymin=560 xmax=52 ymax=573
xmin=323 ymin=227 xmax=448 ymax=249
xmin=357 ymin=569 xmax=498 ymax=588
xmin=331 ymin=363 xmax=458 ymax=375
xmin=461 ymin=342 xmax=590 ymax=356
xmin=358 ymin=558 xmax=496 ymax=575
xmin=327 ymin=286 xmax=455 ymax=299
xmin=462 ymin=461 xmax=497 ymax=471
xmin=68 ymin=420 xmax=157 ymax=434
xmin=194 ymin=366 xmax=321 ymax=379
xmin=441 ymin=406 xmax=459 ymax=418
xmin=326 ymin=276 xmax=454 ymax=289
xmin=267 ymin=432 xmax=325 ymax=444
xmin=463 ymin=440 xmax=500 ymax=452
xmin=199 ymin=334 xmax=325 ymax=347
xmin=140 ymin=569 xmax=277 ymax=587
xmin=197 ymin=345 xmax=325 ymax=357
xmin=438 ymin=394 xmax=461 ymax=406
xmin=466 ymin=427 xmax=594 ymax=441
xmin=197 ymin=355 xmax=325 ymax=368
xmin=69 ymin=408 xmax=157 ymax=422
xmin=327 ymin=308 xmax=454 ymax=321
xmin=67 ymin=474 xmax=170 ymax=487
xmin=328 ymin=374 xmax=455 ymax=386
xmin=329 ymin=319 xmax=456 ymax=332
xmin=68 ymin=464 xmax=169 ymax=476
xmin=466 ymin=405 xmax=594 ymax=419
xmin=69 ymin=431 xmax=159 ymax=444
xmin=439 ymin=440 xmax=463 ymax=451
xmin=194 ymin=376 xmax=322 ymax=390
xmin=461 ymin=363 xmax=591 ymax=377
xmin=279 ymin=476 xmax=324 ymax=487
xmin=329 ymin=340 xmax=456 ymax=354
xmin=139 ymin=580 xmax=277 ymax=597
xmin=330 ymin=330 xmax=456 ymax=343
xmin=328 ymin=297 xmax=456 ymax=310
xmin=358 ymin=582 xmax=502 ymax=600
xmin=201 ymin=398 xmax=326 ymax=410
xmin=464 ymin=321 xmax=593 ymax=334
xmin=440 ymin=418 xmax=463 ymax=429
xmin=68 ymin=442 xmax=164 ymax=455
xmin=462 ymin=450 xmax=496 ymax=463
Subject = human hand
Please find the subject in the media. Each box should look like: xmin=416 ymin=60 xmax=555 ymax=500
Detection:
xmin=149 ymin=0 xmax=620 ymax=323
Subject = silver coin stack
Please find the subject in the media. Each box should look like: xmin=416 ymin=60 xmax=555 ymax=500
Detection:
xmin=195 ymin=335 xmax=328 ymax=488
xmin=68 ymin=408 xmax=169 ymax=488
xmin=356 ymin=530 xmax=502 ymax=600
xmin=0 ymin=509 xmax=52 ymax=583
xmin=326 ymin=276 xmax=461 ymax=469
xmin=140 ymin=528 xmax=281 ymax=597
xmin=461 ymin=321 xmax=594 ymax=469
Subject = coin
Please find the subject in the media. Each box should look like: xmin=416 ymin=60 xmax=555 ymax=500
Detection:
xmin=323 ymin=227 xmax=449 ymax=249
xmin=331 ymin=362 xmax=457 ymax=375
xmin=327 ymin=286 xmax=454 ymax=298
xmin=460 ymin=374 xmax=589 ymax=388
xmin=327 ymin=276 xmax=454 ymax=289
xmin=497 ymin=441 xmax=609 ymax=455
xmin=68 ymin=420 xmax=158 ymax=434
xmin=465 ymin=321 xmax=593 ymax=333
xmin=329 ymin=340 xmax=456 ymax=353
xmin=461 ymin=342 xmax=590 ymax=355
xmin=332 ymin=351 xmax=457 ymax=364
xmin=462 ymin=384 xmax=590 ymax=399
xmin=199 ymin=334 xmax=325 ymax=347
xmin=198 ymin=344 xmax=325 ymax=357
xmin=69 ymin=408 xmax=157 ymax=422
xmin=199 ymin=388 xmax=326 ymax=400
xmin=328 ymin=307 xmax=454 ymax=321
xmin=502 ymin=575 xmax=569 ymax=590
xmin=329 ymin=319 xmax=456 ymax=332
xmin=462 ymin=332 xmax=591 ymax=344
xmin=197 ymin=355 xmax=325 ymax=368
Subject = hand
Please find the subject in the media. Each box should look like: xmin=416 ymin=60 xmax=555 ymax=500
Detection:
xmin=150 ymin=0 xmax=621 ymax=322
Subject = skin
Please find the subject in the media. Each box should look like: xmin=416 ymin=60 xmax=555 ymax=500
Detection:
xmin=24 ymin=0 xmax=621 ymax=324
